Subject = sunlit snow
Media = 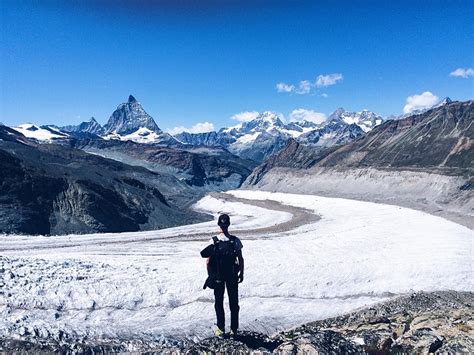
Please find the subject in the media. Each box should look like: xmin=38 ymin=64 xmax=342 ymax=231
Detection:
xmin=0 ymin=191 xmax=472 ymax=342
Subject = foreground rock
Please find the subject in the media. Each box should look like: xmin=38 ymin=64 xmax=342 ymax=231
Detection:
xmin=1 ymin=291 xmax=472 ymax=353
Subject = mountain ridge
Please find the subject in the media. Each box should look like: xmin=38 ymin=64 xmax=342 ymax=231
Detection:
xmin=242 ymin=100 xmax=473 ymax=228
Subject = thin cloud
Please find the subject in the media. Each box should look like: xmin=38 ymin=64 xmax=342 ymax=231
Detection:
xmin=231 ymin=111 xmax=260 ymax=122
xmin=167 ymin=121 xmax=215 ymax=135
xmin=289 ymin=109 xmax=326 ymax=124
xmin=450 ymin=68 xmax=474 ymax=78
xmin=295 ymin=80 xmax=311 ymax=94
xmin=403 ymin=91 xmax=439 ymax=114
xmin=277 ymin=73 xmax=343 ymax=94
xmin=276 ymin=82 xmax=295 ymax=93
xmin=315 ymin=73 xmax=343 ymax=87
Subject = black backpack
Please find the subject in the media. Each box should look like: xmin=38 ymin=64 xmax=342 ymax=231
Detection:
xmin=201 ymin=236 xmax=239 ymax=289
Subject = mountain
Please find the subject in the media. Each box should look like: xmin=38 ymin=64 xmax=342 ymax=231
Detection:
xmin=396 ymin=97 xmax=453 ymax=120
xmin=5 ymin=95 xmax=254 ymax=194
xmin=72 ymin=139 xmax=257 ymax=191
xmin=175 ymin=130 xmax=236 ymax=146
xmin=0 ymin=124 xmax=33 ymax=144
xmin=104 ymin=95 xmax=161 ymax=135
xmin=11 ymin=124 xmax=69 ymax=142
xmin=101 ymin=95 xmax=178 ymax=145
xmin=327 ymin=108 xmax=383 ymax=132
xmin=244 ymin=100 xmax=474 ymax=227
xmin=222 ymin=112 xmax=300 ymax=161
xmin=172 ymin=110 xmax=382 ymax=162
xmin=0 ymin=126 xmax=210 ymax=235
xmin=60 ymin=117 xmax=105 ymax=135
xmin=298 ymin=121 xmax=365 ymax=146
xmin=9 ymin=97 xmax=382 ymax=161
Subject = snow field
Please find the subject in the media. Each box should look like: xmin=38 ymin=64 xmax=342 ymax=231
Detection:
xmin=0 ymin=191 xmax=472 ymax=343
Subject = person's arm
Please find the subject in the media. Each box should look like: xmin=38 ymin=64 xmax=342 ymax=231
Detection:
xmin=206 ymin=257 xmax=211 ymax=273
xmin=237 ymin=250 xmax=244 ymax=283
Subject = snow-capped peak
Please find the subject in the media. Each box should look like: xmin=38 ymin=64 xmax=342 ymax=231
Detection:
xmin=259 ymin=111 xmax=284 ymax=124
xmin=104 ymin=95 xmax=161 ymax=135
xmin=12 ymin=124 xmax=69 ymax=142
xmin=434 ymin=97 xmax=453 ymax=108
xmin=327 ymin=108 xmax=383 ymax=133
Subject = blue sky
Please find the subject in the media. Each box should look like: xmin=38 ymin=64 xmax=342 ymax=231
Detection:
xmin=1 ymin=0 xmax=473 ymax=132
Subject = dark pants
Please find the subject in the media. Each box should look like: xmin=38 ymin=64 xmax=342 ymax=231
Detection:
xmin=214 ymin=278 xmax=239 ymax=332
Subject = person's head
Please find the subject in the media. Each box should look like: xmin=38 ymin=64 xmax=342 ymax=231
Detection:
xmin=217 ymin=213 xmax=230 ymax=233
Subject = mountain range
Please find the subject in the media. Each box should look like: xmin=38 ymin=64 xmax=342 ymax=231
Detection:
xmin=10 ymin=95 xmax=386 ymax=163
xmin=0 ymin=126 xmax=211 ymax=235
xmin=244 ymin=99 xmax=473 ymax=228
xmin=1 ymin=95 xmax=471 ymax=234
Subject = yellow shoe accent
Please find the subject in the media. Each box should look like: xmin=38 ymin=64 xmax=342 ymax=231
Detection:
xmin=214 ymin=327 xmax=224 ymax=337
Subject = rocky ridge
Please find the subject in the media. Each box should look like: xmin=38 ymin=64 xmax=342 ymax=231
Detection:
xmin=60 ymin=117 xmax=105 ymax=136
xmin=244 ymin=100 xmax=474 ymax=227
xmin=1 ymin=291 xmax=471 ymax=353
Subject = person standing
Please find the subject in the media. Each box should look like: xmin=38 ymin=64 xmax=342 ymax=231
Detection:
xmin=201 ymin=213 xmax=244 ymax=337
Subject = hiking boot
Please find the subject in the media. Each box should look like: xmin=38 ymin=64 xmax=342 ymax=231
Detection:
xmin=214 ymin=327 xmax=225 ymax=337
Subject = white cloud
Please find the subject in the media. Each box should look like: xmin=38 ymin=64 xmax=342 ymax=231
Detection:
xmin=403 ymin=91 xmax=439 ymax=114
xmin=450 ymin=68 xmax=474 ymax=78
xmin=289 ymin=109 xmax=327 ymax=124
xmin=276 ymin=82 xmax=295 ymax=93
xmin=295 ymin=80 xmax=311 ymax=94
xmin=277 ymin=73 xmax=344 ymax=95
xmin=315 ymin=73 xmax=343 ymax=87
xmin=167 ymin=121 xmax=215 ymax=135
xmin=231 ymin=111 xmax=260 ymax=122
xmin=320 ymin=93 xmax=329 ymax=98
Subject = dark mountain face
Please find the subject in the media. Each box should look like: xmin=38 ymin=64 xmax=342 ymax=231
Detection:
xmin=71 ymin=138 xmax=257 ymax=190
xmin=317 ymin=100 xmax=473 ymax=170
xmin=174 ymin=131 xmax=236 ymax=146
xmin=244 ymin=139 xmax=340 ymax=186
xmin=104 ymin=95 xmax=162 ymax=135
xmin=0 ymin=128 xmax=210 ymax=235
xmin=246 ymin=100 xmax=474 ymax=185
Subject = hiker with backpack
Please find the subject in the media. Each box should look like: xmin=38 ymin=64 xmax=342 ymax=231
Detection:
xmin=200 ymin=213 xmax=244 ymax=338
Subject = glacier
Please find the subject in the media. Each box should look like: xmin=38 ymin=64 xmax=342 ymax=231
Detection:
xmin=0 ymin=191 xmax=472 ymax=345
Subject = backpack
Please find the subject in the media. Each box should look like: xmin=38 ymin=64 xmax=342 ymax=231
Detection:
xmin=201 ymin=235 xmax=239 ymax=289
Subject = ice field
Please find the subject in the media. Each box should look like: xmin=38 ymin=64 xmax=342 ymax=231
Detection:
xmin=1 ymin=190 xmax=472 ymax=344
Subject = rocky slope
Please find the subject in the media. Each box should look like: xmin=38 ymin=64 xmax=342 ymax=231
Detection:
xmin=0 ymin=126 xmax=209 ymax=235
xmin=244 ymin=100 xmax=473 ymax=227
xmin=71 ymin=139 xmax=257 ymax=191
xmin=1 ymin=291 xmax=471 ymax=353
